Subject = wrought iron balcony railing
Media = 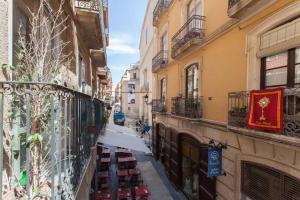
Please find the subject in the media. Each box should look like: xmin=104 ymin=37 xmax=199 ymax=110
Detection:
xmin=153 ymin=0 xmax=169 ymax=26
xmin=228 ymin=0 xmax=241 ymax=9
xmin=152 ymin=99 xmax=167 ymax=113
xmin=171 ymin=96 xmax=203 ymax=119
xmin=228 ymin=88 xmax=300 ymax=138
xmin=0 ymin=82 xmax=105 ymax=199
xmin=171 ymin=15 xmax=205 ymax=57
xmin=75 ymin=0 xmax=100 ymax=11
xmin=152 ymin=50 xmax=168 ymax=72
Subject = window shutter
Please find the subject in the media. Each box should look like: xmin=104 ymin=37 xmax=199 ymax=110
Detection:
xmin=242 ymin=162 xmax=300 ymax=200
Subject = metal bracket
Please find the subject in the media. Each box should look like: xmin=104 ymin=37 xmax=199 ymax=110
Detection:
xmin=208 ymin=139 xmax=227 ymax=149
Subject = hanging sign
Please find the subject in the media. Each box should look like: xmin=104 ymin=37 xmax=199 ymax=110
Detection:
xmin=208 ymin=147 xmax=222 ymax=177
xmin=247 ymin=88 xmax=283 ymax=132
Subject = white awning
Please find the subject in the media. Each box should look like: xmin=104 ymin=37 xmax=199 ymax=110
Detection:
xmin=97 ymin=123 xmax=151 ymax=154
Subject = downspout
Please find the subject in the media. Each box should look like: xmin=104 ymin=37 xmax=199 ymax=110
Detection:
xmin=8 ymin=0 xmax=14 ymax=81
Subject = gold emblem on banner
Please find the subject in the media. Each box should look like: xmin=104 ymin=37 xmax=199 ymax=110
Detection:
xmin=258 ymin=96 xmax=270 ymax=121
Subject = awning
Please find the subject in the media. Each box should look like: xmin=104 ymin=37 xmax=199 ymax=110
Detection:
xmin=97 ymin=123 xmax=151 ymax=154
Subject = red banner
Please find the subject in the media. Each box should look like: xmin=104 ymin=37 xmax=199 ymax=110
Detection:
xmin=247 ymin=88 xmax=284 ymax=132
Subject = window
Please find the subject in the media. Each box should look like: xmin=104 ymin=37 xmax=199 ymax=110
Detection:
xmin=242 ymin=162 xmax=300 ymax=200
xmin=161 ymin=78 xmax=167 ymax=105
xmin=186 ymin=64 xmax=198 ymax=98
xmin=261 ymin=48 xmax=300 ymax=88
xmin=187 ymin=0 xmax=202 ymax=18
xmin=133 ymin=73 xmax=137 ymax=79
xmin=161 ymin=32 xmax=168 ymax=51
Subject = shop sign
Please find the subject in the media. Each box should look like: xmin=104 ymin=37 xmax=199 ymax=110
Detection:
xmin=208 ymin=147 xmax=222 ymax=177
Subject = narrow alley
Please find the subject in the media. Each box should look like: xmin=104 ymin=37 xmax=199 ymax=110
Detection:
xmin=94 ymin=117 xmax=186 ymax=200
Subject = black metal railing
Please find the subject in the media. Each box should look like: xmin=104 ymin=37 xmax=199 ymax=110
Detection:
xmin=75 ymin=0 xmax=100 ymax=11
xmin=152 ymin=50 xmax=168 ymax=72
xmin=0 ymin=82 xmax=105 ymax=199
xmin=152 ymin=99 xmax=167 ymax=113
xmin=171 ymin=96 xmax=203 ymax=119
xmin=153 ymin=0 xmax=169 ymax=26
xmin=171 ymin=15 xmax=205 ymax=57
xmin=228 ymin=0 xmax=241 ymax=9
xmin=228 ymin=88 xmax=300 ymax=138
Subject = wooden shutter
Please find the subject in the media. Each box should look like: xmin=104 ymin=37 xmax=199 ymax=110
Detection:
xmin=170 ymin=129 xmax=180 ymax=187
xmin=199 ymin=146 xmax=216 ymax=200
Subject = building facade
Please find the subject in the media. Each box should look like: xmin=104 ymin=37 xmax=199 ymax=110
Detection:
xmin=151 ymin=0 xmax=300 ymax=200
xmin=120 ymin=63 xmax=140 ymax=119
xmin=0 ymin=0 xmax=109 ymax=199
xmin=138 ymin=0 xmax=156 ymax=126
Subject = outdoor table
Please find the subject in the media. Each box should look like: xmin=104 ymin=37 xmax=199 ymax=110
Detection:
xmin=96 ymin=190 xmax=112 ymax=200
xmin=101 ymin=149 xmax=111 ymax=158
xmin=128 ymin=168 xmax=140 ymax=176
xmin=117 ymin=169 xmax=130 ymax=186
xmin=100 ymin=158 xmax=111 ymax=171
xmin=127 ymin=157 xmax=137 ymax=169
xmin=129 ymin=169 xmax=142 ymax=186
xmin=115 ymin=149 xmax=132 ymax=158
xmin=117 ymin=157 xmax=129 ymax=169
xmin=116 ymin=188 xmax=132 ymax=200
xmin=134 ymin=185 xmax=150 ymax=200
xmin=97 ymin=171 xmax=109 ymax=189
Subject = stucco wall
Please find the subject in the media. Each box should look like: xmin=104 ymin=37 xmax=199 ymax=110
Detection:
xmin=0 ymin=0 xmax=8 ymax=72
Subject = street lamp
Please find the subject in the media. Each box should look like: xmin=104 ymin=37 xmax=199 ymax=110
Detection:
xmin=144 ymin=94 xmax=149 ymax=103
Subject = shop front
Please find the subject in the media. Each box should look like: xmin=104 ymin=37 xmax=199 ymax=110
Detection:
xmin=153 ymin=123 xmax=216 ymax=200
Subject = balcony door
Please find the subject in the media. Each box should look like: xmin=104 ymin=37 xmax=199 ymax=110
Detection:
xmin=186 ymin=64 xmax=198 ymax=98
xmin=187 ymin=0 xmax=202 ymax=18
xmin=187 ymin=0 xmax=202 ymax=35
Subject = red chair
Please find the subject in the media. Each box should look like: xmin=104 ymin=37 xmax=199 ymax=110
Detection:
xmin=134 ymin=185 xmax=150 ymax=200
xmin=101 ymin=149 xmax=111 ymax=158
xmin=100 ymin=157 xmax=111 ymax=171
xmin=116 ymin=187 xmax=132 ymax=200
xmin=127 ymin=157 xmax=137 ymax=169
xmin=98 ymin=171 xmax=110 ymax=189
xmin=96 ymin=190 xmax=112 ymax=200
xmin=117 ymin=157 xmax=129 ymax=169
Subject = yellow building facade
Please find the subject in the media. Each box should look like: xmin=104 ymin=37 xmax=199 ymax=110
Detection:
xmin=151 ymin=0 xmax=300 ymax=199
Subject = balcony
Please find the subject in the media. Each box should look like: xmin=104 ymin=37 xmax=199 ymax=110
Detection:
xmin=75 ymin=0 xmax=104 ymax=50
xmin=91 ymin=49 xmax=106 ymax=68
xmin=97 ymin=67 xmax=107 ymax=79
xmin=152 ymin=50 xmax=168 ymax=73
xmin=153 ymin=0 xmax=169 ymax=27
xmin=0 ymin=82 xmax=105 ymax=199
xmin=228 ymin=89 xmax=300 ymax=138
xmin=171 ymin=96 xmax=203 ymax=119
xmin=152 ymin=99 xmax=167 ymax=113
xmin=227 ymin=0 xmax=269 ymax=18
xmin=171 ymin=15 xmax=205 ymax=58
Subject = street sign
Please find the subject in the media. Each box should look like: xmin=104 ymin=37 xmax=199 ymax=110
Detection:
xmin=208 ymin=147 xmax=222 ymax=177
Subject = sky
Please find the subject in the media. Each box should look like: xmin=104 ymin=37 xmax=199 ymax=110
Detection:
xmin=107 ymin=0 xmax=148 ymax=89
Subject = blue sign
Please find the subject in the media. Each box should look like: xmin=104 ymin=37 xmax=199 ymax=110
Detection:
xmin=208 ymin=147 xmax=222 ymax=177
xmin=143 ymin=125 xmax=151 ymax=133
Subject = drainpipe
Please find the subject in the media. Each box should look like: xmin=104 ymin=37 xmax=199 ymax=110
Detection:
xmin=8 ymin=0 xmax=14 ymax=81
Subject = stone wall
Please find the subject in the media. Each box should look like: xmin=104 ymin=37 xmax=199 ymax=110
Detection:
xmin=155 ymin=114 xmax=300 ymax=200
